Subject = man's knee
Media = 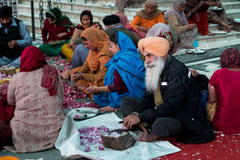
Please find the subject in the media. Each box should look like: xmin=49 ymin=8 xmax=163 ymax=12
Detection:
xmin=151 ymin=117 xmax=182 ymax=138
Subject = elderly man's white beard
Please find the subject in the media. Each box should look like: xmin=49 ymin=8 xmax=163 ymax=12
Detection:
xmin=145 ymin=57 xmax=165 ymax=93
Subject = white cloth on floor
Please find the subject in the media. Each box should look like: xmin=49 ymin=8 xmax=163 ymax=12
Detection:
xmin=55 ymin=113 xmax=181 ymax=160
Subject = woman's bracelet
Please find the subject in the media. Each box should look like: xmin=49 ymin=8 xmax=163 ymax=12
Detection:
xmin=92 ymin=86 xmax=97 ymax=92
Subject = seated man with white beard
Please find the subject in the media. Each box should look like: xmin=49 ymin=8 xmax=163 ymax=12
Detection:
xmin=121 ymin=37 xmax=215 ymax=144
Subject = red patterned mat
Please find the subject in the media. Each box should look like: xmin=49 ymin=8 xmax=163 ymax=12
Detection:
xmin=154 ymin=133 xmax=240 ymax=160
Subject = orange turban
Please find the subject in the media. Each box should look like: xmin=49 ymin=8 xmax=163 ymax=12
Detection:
xmin=138 ymin=37 xmax=170 ymax=57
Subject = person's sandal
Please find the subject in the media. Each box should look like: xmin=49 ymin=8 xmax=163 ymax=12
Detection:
xmin=186 ymin=48 xmax=207 ymax=54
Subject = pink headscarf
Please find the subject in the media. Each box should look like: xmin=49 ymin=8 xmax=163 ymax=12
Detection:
xmin=116 ymin=13 xmax=145 ymax=38
xmin=164 ymin=0 xmax=188 ymax=25
xmin=146 ymin=23 xmax=170 ymax=37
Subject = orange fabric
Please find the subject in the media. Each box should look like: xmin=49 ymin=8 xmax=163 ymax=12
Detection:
xmin=138 ymin=37 xmax=170 ymax=57
xmin=81 ymin=28 xmax=110 ymax=72
xmin=70 ymin=53 xmax=111 ymax=87
xmin=188 ymin=11 xmax=209 ymax=35
xmin=0 ymin=156 xmax=19 ymax=160
xmin=130 ymin=13 xmax=165 ymax=30
xmin=70 ymin=28 xmax=113 ymax=87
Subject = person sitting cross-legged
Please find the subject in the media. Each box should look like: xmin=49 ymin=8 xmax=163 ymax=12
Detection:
xmin=121 ymin=37 xmax=215 ymax=143
xmin=39 ymin=7 xmax=74 ymax=56
xmin=130 ymin=0 xmax=165 ymax=35
xmin=0 ymin=5 xmax=32 ymax=67
xmin=70 ymin=28 xmax=113 ymax=90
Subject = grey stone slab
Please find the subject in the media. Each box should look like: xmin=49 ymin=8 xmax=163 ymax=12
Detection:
xmin=190 ymin=60 xmax=220 ymax=71
xmin=175 ymin=44 xmax=240 ymax=64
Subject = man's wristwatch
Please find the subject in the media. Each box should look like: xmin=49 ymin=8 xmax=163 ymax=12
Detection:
xmin=132 ymin=112 xmax=139 ymax=116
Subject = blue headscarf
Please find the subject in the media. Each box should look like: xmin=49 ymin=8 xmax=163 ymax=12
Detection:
xmin=94 ymin=31 xmax=145 ymax=108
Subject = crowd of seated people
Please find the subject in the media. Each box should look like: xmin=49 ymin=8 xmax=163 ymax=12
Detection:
xmin=1 ymin=0 xmax=240 ymax=155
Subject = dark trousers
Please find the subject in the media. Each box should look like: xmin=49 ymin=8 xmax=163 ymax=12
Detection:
xmin=0 ymin=43 xmax=24 ymax=59
xmin=120 ymin=97 xmax=183 ymax=138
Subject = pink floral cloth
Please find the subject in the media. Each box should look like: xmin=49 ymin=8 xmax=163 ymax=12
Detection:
xmin=5 ymin=68 xmax=65 ymax=153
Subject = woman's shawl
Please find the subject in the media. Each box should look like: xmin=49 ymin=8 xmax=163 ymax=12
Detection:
xmin=94 ymin=32 xmax=145 ymax=108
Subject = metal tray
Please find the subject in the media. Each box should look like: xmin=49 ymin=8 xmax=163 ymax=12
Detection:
xmin=69 ymin=107 xmax=100 ymax=120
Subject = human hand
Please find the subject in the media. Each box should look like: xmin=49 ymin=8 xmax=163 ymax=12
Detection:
xmin=8 ymin=40 xmax=18 ymax=49
xmin=123 ymin=113 xmax=141 ymax=129
xmin=138 ymin=26 xmax=148 ymax=33
xmin=68 ymin=42 xmax=76 ymax=51
xmin=186 ymin=11 xmax=192 ymax=19
xmin=188 ymin=23 xmax=196 ymax=30
xmin=71 ymin=84 xmax=83 ymax=91
xmin=57 ymin=32 xmax=67 ymax=38
xmin=217 ymin=2 xmax=222 ymax=7
xmin=71 ymin=71 xmax=83 ymax=82
xmin=85 ymin=85 xmax=98 ymax=93
xmin=100 ymin=106 xmax=119 ymax=112
xmin=71 ymin=44 xmax=77 ymax=50
xmin=68 ymin=41 xmax=74 ymax=48
xmin=190 ymin=69 xmax=199 ymax=77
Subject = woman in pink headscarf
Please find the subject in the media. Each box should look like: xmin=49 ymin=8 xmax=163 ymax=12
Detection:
xmin=146 ymin=23 xmax=180 ymax=55
xmin=145 ymin=23 xmax=170 ymax=37
xmin=116 ymin=13 xmax=145 ymax=40
xmin=5 ymin=46 xmax=65 ymax=153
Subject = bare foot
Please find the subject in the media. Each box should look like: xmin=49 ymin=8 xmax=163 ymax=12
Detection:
xmin=190 ymin=69 xmax=199 ymax=77
xmin=222 ymin=28 xmax=230 ymax=33
xmin=226 ymin=25 xmax=233 ymax=32
xmin=60 ymin=69 xmax=70 ymax=80
xmin=207 ymin=32 xmax=215 ymax=36
xmin=100 ymin=106 xmax=120 ymax=112
xmin=138 ymin=132 xmax=160 ymax=142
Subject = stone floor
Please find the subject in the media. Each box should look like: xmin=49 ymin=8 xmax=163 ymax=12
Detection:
xmin=0 ymin=148 xmax=63 ymax=160
xmin=0 ymin=43 xmax=240 ymax=160
xmin=175 ymin=43 xmax=240 ymax=78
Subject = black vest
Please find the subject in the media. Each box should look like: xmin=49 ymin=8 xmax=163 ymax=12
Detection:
xmin=0 ymin=18 xmax=24 ymax=59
